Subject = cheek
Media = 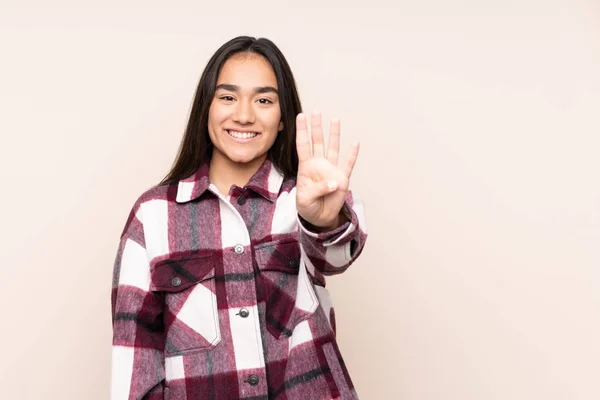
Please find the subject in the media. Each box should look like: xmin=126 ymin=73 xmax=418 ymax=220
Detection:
xmin=262 ymin=109 xmax=282 ymax=131
xmin=208 ymin=103 xmax=227 ymax=127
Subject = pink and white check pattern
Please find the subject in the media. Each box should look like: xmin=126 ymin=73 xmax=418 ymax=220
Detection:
xmin=111 ymin=156 xmax=368 ymax=399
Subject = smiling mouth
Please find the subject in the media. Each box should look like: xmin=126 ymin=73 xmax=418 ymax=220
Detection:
xmin=226 ymin=130 xmax=260 ymax=139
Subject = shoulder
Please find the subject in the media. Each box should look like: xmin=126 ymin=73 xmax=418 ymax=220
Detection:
xmin=123 ymin=182 xmax=177 ymax=229
xmin=136 ymin=182 xmax=176 ymax=206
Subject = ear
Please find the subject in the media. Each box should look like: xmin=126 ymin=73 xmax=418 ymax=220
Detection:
xmin=278 ymin=121 xmax=284 ymax=132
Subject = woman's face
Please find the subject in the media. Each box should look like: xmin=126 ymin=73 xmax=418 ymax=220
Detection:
xmin=208 ymin=53 xmax=283 ymax=167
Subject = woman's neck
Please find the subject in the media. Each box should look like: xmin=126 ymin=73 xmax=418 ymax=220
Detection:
xmin=209 ymin=152 xmax=267 ymax=196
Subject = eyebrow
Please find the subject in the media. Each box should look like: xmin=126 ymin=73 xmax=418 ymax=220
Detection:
xmin=215 ymin=84 xmax=278 ymax=94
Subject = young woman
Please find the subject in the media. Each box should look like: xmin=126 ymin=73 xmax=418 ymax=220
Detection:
xmin=111 ymin=36 xmax=368 ymax=400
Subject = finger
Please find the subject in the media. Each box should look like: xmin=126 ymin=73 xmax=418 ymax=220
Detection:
xmin=310 ymin=111 xmax=325 ymax=158
xmin=296 ymin=113 xmax=311 ymax=163
xmin=326 ymin=118 xmax=340 ymax=166
xmin=343 ymin=141 xmax=360 ymax=178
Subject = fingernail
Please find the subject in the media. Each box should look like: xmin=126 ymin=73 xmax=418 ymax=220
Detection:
xmin=328 ymin=181 xmax=338 ymax=191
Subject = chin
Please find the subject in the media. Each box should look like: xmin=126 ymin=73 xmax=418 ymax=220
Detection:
xmin=225 ymin=151 xmax=266 ymax=165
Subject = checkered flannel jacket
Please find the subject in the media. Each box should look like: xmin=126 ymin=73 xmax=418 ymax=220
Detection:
xmin=111 ymin=157 xmax=368 ymax=399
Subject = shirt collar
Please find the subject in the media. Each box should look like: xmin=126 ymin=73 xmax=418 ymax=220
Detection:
xmin=175 ymin=156 xmax=285 ymax=204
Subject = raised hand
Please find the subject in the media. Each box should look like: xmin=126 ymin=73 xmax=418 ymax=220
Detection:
xmin=295 ymin=111 xmax=360 ymax=230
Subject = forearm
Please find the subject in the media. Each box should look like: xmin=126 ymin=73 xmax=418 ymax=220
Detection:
xmin=297 ymin=190 xmax=367 ymax=276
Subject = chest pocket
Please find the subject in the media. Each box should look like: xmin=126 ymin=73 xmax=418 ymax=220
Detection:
xmin=151 ymin=253 xmax=221 ymax=355
xmin=254 ymin=239 xmax=319 ymax=339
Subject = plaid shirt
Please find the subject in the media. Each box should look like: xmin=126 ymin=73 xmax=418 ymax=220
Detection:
xmin=111 ymin=157 xmax=368 ymax=400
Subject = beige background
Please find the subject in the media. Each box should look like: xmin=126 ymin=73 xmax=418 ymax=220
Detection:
xmin=1 ymin=1 xmax=599 ymax=399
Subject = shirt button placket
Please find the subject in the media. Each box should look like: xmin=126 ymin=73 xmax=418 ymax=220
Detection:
xmin=225 ymin=202 xmax=266 ymax=396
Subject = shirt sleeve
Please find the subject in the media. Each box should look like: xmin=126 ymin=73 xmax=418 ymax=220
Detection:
xmin=111 ymin=203 xmax=165 ymax=400
xmin=297 ymin=190 xmax=368 ymax=276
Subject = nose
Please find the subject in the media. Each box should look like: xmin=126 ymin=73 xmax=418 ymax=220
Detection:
xmin=232 ymin=99 xmax=255 ymax=124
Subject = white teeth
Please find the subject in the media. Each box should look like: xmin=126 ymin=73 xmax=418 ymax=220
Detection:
xmin=228 ymin=130 xmax=258 ymax=139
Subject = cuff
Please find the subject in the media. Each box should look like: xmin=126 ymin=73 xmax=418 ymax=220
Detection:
xmin=297 ymin=202 xmax=359 ymax=247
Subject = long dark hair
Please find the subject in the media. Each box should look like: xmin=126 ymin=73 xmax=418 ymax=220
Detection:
xmin=159 ymin=36 xmax=302 ymax=185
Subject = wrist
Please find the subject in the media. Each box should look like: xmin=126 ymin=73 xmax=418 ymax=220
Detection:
xmin=302 ymin=210 xmax=349 ymax=233
xmin=317 ymin=215 xmax=342 ymax=232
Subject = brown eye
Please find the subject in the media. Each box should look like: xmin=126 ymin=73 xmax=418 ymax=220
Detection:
xmin=220 ymin=96 xmax=234 ymax=101
xmin=258 ymin=98 xmax=273 ymax=104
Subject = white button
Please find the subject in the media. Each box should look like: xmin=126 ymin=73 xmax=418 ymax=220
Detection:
xmin=234 ymin=244 xmax=244 ymax=254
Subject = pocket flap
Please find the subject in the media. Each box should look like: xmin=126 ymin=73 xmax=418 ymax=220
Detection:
xmin=254 ymin=240 xmax=301 ymax=273
xmin=151 ymin=253 xmax=214 ymax=293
